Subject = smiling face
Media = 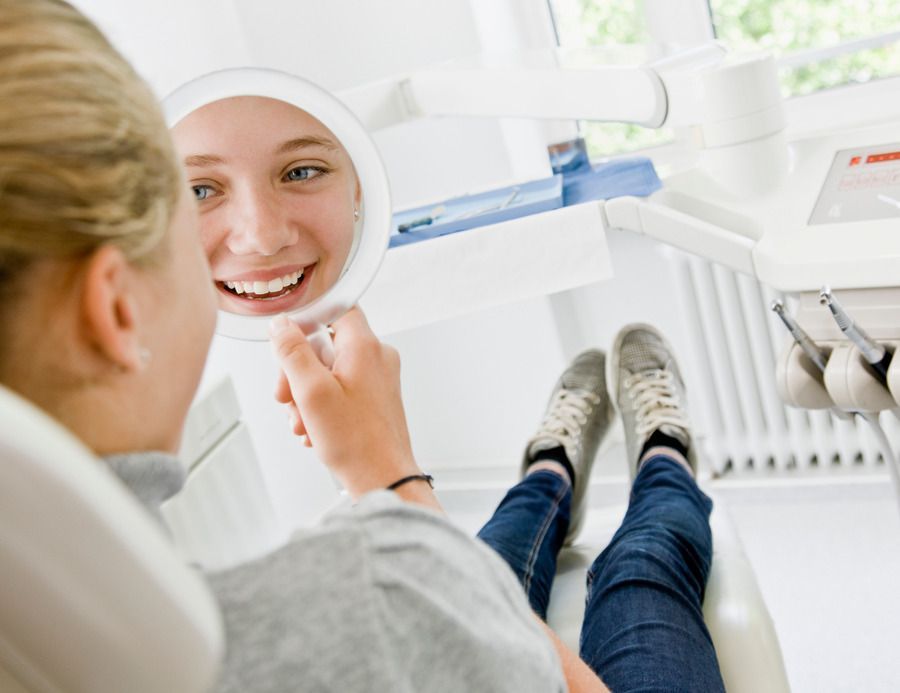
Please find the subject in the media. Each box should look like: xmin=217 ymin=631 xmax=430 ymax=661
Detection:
xmin=171 ymin=96 xmax=359 ymax=316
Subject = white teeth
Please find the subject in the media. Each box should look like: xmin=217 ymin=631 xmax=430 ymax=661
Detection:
xmin=223 ymin=269 xmax=306 ymax=297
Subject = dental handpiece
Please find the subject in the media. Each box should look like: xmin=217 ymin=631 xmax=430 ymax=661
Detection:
xmin=819 ymin=286 xmax=892 ymax=382
xmin=771 ymin=300 xmax=828 ymax=373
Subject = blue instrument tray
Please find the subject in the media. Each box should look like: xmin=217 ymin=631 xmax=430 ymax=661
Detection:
xmin=390 ymin=174 xmax=563 ymax=248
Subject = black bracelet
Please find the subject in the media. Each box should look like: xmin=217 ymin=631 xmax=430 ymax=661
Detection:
xmin=386 ymin=473 xmax=434 ymax=491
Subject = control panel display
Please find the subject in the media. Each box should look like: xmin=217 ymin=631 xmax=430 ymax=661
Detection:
xmin=809 ymin=143 xmax=900 ymax=225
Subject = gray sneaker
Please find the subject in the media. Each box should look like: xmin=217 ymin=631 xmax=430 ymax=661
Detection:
xmin=521 ymin=349 xmax=614 ymax=545
xmin=607 ymin=324 xmax=696 ymax=478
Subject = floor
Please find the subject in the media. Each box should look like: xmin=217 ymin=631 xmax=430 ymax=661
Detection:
xmin=718 ymin=477 xmax=900 ymax=692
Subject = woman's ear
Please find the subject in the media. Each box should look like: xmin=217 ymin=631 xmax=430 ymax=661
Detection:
xmin=80 ymin=245 xmax=144 ymax=372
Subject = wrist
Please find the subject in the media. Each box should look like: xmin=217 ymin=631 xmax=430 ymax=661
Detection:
xmin=389 ymin=475 xmax=443 ymax=513
xmin=386 ymin=473 xmax=434 ymax=491
xmin=339 ymin=460 xmax=443 ymax=512
xmin=338 ymin=456 xmax=420 ymax=499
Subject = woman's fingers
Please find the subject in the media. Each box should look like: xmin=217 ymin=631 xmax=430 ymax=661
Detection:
xmin=274 ymin=370 xmax=292 ymax=403
xmin=330 ymin=306 xmax=376 ymax=352
xmin=287 ymin=401 xmax=307 ymax=437
xmin=269 ymin=315 xmax=337 ymax=408
xmin=268 ymin=307 xmax=418 ymax=496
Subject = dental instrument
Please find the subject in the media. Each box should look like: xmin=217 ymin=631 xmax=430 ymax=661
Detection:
xmin=454 ymin=187 xmax=520 ymax=221
xmin=771 ymin=299 xmax=855 ymax=423
xmin=819 ymin=286 xmax=893 ymax=384
xmin=771 ymin=300 xmax=829 ymax=373
xmin=398 ymin=205 xmax=446 ymax=233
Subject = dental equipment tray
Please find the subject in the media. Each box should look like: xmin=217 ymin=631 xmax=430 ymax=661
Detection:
xmin=390 ymin=175 xmax=563 ymax=248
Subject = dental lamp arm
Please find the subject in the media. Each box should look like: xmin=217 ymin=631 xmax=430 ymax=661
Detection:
xmin=337 ymin=43 xmax=727 ymax=132
xmin=402 ymin=64 xmax=668 ymax=127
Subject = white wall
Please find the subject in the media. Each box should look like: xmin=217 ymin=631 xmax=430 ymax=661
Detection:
xmin=72 ymin=0 xmax=555 ymax=210
xmin=71 ymin=0 xmax=251 ymax=95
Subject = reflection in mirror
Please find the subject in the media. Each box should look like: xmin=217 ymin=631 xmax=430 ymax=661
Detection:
xmin=171 ymin=96 xmax=361 ymax=316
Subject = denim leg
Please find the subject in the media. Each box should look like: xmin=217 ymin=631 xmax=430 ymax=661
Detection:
xmin=579 ymin=455 xmax=725 ymax=693
xmin=477 ymin=470 xmax=571 ymax=620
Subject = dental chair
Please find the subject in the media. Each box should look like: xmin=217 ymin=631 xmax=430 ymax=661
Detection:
xmin=0 ymin=385 xmax=223 ymax=693
xmin=546 ymin=491 xmax=792 ymax=693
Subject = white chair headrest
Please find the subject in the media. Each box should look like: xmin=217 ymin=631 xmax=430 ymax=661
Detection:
xmin=0 ymin=385 xmax=223 ymax=693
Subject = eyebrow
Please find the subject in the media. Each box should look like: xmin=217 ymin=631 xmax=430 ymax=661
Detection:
xmin=183 ymin=136 xmax=338 ymax=168
xmin=184 ymin=154 xmax=225 ymax=167
xmin=276 ymin=136 xmax=339 ymax=154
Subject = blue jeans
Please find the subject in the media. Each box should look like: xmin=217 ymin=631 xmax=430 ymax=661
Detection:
xmin=477 ymin=455 xmax=725 ymax=693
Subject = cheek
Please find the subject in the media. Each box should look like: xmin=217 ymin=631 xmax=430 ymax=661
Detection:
xmin=295 ymin=194 xmax=356 ymax=261
xmin=198 ymin=211 xmax=228 ymax=266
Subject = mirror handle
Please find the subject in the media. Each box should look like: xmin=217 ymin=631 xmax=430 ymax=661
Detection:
xmin=305 ymin=323 xmax=335 ymax=369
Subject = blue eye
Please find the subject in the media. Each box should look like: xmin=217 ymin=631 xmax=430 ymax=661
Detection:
xmin=192 ymin=184 xmax=216 ymax=201
xmin=285 ymin=166 xmax=324 ymax=182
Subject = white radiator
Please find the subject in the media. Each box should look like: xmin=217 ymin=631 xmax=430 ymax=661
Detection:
xmin=667 ymin=247 xmax=900 ymax=476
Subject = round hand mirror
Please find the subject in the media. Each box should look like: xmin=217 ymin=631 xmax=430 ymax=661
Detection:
xmin=164 ymin=67 xmax=391 ymax=364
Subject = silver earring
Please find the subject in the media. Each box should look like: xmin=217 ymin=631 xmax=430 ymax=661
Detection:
xmin=138 ymin=347 xmax=152 ymax=368
xmin=353 ymin=208 xmax=360 ymax=220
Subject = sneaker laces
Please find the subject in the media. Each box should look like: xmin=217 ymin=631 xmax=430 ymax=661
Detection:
xmin=624 ymin=369 xmax=690 ymax=439
xmin=531 ymin=389 xmax=601 ymax=456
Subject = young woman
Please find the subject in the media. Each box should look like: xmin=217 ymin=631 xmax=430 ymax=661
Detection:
xmin=0 ymin=1 xmax=579 ymax=690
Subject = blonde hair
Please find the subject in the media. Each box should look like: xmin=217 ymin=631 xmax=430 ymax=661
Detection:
xmin=0 ymin=0 xmax=180 ymax=287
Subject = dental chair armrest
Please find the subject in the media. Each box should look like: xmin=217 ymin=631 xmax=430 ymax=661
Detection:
xmin=705 ymin=498 xmax=790 ymax=693
xmin=0 ymin=385 xmax=223 ymax=693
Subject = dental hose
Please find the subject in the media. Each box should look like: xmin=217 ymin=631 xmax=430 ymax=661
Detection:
xmin=859 ymin=412 xmax=900 ymax=519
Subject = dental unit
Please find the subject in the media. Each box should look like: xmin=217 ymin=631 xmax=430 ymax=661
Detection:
xmin=336 ymin=41 xmax=900 ymax=515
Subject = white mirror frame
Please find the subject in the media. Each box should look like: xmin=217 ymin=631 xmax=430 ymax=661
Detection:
xmin=163 ymin=67 xmax=392 ymax=342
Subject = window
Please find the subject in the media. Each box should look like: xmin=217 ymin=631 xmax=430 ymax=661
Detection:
xmin=550 ymin=0 xmax=900 ymax=157
xmin=548 ymin=0 xmax=673 ymax=157
xmin=711 ymin=0 xmax=900 ymax=96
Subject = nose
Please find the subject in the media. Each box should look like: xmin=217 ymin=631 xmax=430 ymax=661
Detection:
xmin=226 ymin=185 xmax=299 ymax=257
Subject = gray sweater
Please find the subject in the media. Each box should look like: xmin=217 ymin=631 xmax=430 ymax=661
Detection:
xmin=105 ymin=453 xmax=567 ymax=693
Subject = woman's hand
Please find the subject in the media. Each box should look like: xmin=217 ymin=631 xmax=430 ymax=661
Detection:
xmin=269 ymin=307 xmax=422 ymax=500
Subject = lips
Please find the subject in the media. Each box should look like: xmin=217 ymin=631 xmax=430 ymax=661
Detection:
xmin=215 ymin=263 xmax=317 ymax=315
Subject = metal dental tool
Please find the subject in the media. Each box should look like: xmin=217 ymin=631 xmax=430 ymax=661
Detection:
xmin=819 ymin=286 xmax=892 ymax=383
xmin=771 ymin=300 xmax=828 ymax=373
xmin=454 ymin=187 xmax=521 ymax=221
xmin=772 ymin=299 xmax=853 ymax=422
